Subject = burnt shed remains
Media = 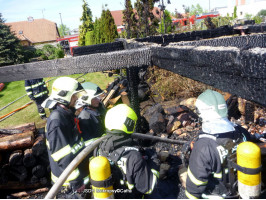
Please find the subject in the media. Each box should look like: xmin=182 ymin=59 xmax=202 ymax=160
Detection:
xmin=0 ymin=24 xmax=265 ymax=110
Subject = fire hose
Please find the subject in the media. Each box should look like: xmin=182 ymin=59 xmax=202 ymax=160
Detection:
xmin=44 ymin=133 xmax=187 ymax=199
xmin=0 ymin=102 xmax=33 ymax=122
xmin=44 ymin=135 xmax=108 ymax=199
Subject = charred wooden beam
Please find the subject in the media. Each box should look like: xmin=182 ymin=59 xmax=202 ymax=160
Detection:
xmin=0 ymin=131 xmax=34 ymax=151
xmin=151 ymin=46 xmax=266 ymax=106
xmin=0 ymin=48 xmax=152 ymax=82
xmin=174 ymin=33 xmax=266 ymax=49
xmin=73 ymin=41 xmax=125 ymax=56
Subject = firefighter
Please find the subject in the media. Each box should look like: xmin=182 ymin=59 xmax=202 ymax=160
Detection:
xmin=42 ymin=77 xmax=89 ymax=198
xmin=74 ymin=82 xmax=106 ymax=147
xmin=25 ymin=78 xmax=48 ymax=119
xmin=93 ymin=104 xmax=160 ymax=199
xmin=183 ymin=89 xmax=256 ymax=199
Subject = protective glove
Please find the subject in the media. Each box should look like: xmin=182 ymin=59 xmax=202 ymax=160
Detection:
xmin=76 ymin=184 xmax=86 ymax=193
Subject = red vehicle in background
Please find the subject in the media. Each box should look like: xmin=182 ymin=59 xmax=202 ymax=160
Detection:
xmin=173 ymin=12 xmax=220 ymax=28
xmin=57 ymin=34 xmax=79 ymax=56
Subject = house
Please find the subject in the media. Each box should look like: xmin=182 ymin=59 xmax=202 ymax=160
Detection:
xmin=214 ymin=0 xmax=266 ymax=19
xmin=5 ymin=17 xmax=60 ymax=46
xmin=110 ymin=7 xmax=162 ymax=33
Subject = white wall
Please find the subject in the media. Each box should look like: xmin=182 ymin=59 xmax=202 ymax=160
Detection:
xmin=218 ymin=0 xmax=266 ymax=19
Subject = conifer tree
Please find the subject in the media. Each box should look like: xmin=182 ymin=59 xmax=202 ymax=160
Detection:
xmin=79 ymin=0 xmax=94 ymax=46
xmin=123 ymin=0 xmax=137 ymax=39
xmin=134 ymin=0 xmax=159 ymax=37
xmin=0 ymin=13 xmax=24 ymax=67
xmin=102 ymin=9 xmax=118 ymax=43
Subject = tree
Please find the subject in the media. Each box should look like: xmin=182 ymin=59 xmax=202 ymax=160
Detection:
xmin=190 ymin=4 xmax=205 ymax=16
xmin=233 ymin=6 xmax=237 ymax=19
xmin=58 ymin=24 xmax=71 ymax=37
xmin=102 ymin=9 xmax=119 ymax=43
xmin=0 ymin=13 xmax=25 ymax=67
xmin=159 ymin=10 xmax=173 ymax=34
xmin=38 ymin=44 xmax=64 ymax=60
xmin=79 ymin=0 xmax=94 ymax=46
xmin=134 ymin=0 xmax=159 ymax=38
xmin=123 ymin=0 xmax=137 ymax=39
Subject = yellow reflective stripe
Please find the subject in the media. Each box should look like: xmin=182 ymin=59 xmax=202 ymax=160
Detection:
xmin=51 ymin=172 xmax=70 ymax=186
xmin=84 ymin=137 xmax=98 ymax=146
xmin=25 ymin=86 xmax=31 ymax=90
xmin=151 ymin=168 xmax=159 ymax=178
xmin=31 ymin=82 xmax=44 ymax=88
xmin=46 ymin=139 xmax=50 ymax=150
xmin=71 ymin=139 xmax=84 ymax=154
xmin=51 ymin=168 xmax=80 ymax=186
xmin=213 ymin=172 xmax=222 ymax=179
xmin=145 ymin=169 xmax=159 ymax=194
xmin=34 ymin=91 xmax=48 ymax=98
xmin=27 ymin=92 xmax=32 ymax=95
xmin=83 ymin=176 xmax=90 ymax=185
xmin=51 ymin=144 xmax=71 ymax=162
xmin=187 ymin=167 xmax=208 ymax=186
xmin=126 ymin=181 xmax=134 ymax=189
xmin=185 ymin=190 xmax=198 ymax=199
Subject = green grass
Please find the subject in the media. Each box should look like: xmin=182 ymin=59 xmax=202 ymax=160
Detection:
xmin=0 ymin=72 xmax=114 ymax=129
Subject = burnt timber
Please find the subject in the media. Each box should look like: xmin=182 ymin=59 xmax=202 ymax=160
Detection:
xmin=0 ymin=25 xmax=265 ymax=106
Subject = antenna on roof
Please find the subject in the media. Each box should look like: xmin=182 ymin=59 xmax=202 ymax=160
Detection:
xmin=42 ymin=9 xmax=45 ymax=18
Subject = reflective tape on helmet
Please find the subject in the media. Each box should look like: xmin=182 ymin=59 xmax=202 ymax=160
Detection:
xmin=185 ymin=190 xmax=198 ymax=199
xmin=187 ymin=167 xmax=208 ymax=186
xmin=51 ymin=144 xmax=72 ymax=162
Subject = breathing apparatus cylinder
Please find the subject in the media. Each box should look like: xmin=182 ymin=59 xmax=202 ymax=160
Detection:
xmin=237 ymin=141 xmax=261 ymax=199
xmin=89 ymin=156 xmax=114 ymax=199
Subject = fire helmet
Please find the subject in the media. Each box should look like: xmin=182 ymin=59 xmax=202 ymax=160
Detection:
xmin=42 ymin=77 xmax=83 ymax=108
xmin=195 ymin=89 xmax=228 ymax=122
xmin=74 ymin=82 xmax=104 ymax=109
xmin=105 ymin=104 xmax=138 ymax=134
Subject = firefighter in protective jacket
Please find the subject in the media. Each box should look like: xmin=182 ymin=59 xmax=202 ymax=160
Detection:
xmin=42 ymin=77 xmax=89 ymax=198
xmin=94 ymin=104 xmax=160 ymax=199
xmin=25 ymin=78 xmax=48 ymax=119
xmin=74 ymin=82 xmax=106 ymax=147
xmin=185 ymin=89 xmax=254 ymax=199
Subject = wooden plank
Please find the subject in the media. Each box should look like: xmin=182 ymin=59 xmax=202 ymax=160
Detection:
xmin=0 ymin=131 xmax=34 ymax=151
xmin=0 ymin=48 xmax=152 ymax=82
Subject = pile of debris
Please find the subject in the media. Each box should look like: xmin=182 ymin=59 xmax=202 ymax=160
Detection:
xmin=0 ymin=123 xmax=50 ymax=198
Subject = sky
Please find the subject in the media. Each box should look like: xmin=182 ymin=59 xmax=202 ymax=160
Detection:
xmin=0 ymin=0 xmax=228 ymax=31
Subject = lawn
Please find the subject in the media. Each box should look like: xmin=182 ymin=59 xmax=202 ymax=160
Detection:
xmin=0 ymin=72 xmax=115 ymax=129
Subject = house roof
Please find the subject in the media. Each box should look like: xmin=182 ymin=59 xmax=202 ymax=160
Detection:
xmin=6 ymin=18 xmax=59 ymax=44
xmin=111 ymin=7 xmax=162 ymax=26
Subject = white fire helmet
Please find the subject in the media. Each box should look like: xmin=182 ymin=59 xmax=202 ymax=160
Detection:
xmin=42 ymin=77 xmax=83 ymax=108
xmin=195 ymin=89 xmax=228 ymax=122
xmin=74 ymin=82 xmax=104 ymax=109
